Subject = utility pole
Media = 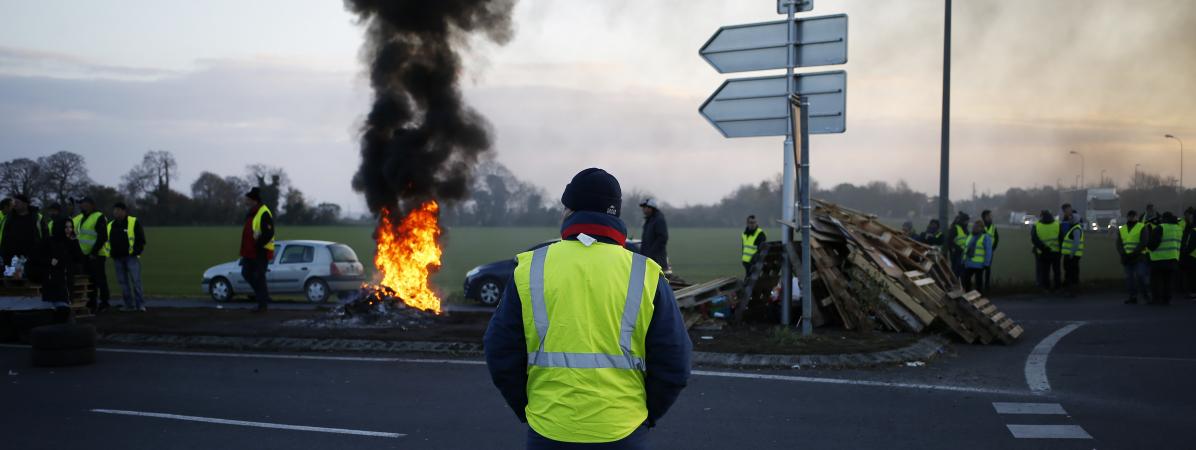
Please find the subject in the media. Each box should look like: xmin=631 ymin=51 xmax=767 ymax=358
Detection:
xmin=1165 ymin=134 xmax=1184 ymax=192
xmin=938 ymin=0 xmax=952 ymax=254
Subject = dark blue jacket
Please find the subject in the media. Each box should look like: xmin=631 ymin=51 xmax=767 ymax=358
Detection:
xmin=640 ymin=210 xmax=669 ymax=270
xmin=483 ymin=211 xmax=692 ymax=427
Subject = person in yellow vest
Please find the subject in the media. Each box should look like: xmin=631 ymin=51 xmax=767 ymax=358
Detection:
xmin=1116 ymin=210 xmax=1151 ymax=304
xmin=961 ymin=220 xmax=993 ymax=293
xmin=1146 ymin=212 xmax=1183 ymax=305
xmin=106 ymin=202 xmax=147 ymax=312
xmin=74 ymin=197 xmax=111 ymax=313
xmin=40 ymin=203 xmax=60 ymax=238
xmin=484 ymin=168 xmax=691 ymax=450
xmin=1060 ymin=211 xmax=1085 ymax=297
xmin=1182 ymin=207 xmax=1196 ymax=300
xmin=949 ymin=212 xmax=971 ymax=278
xmin=980 ymin=210 xmax=1000 ymax=292
xmin=741 ymin=215 xmax=767 ymax=277
xmin=240 ymin=188 xmax=275 ymax=313
xmin=1030 ymin=210 xmax=1062 ymax=293
xmin=0 ymin=197 xmax=11 ymax=249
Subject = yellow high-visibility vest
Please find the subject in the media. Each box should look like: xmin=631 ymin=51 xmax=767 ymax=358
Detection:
xmin=1034 ymin=221 xmax=1060 ymax=254
xmin=1061 ymin=223 xmax=1085 ymax=257
xmin=741 ymin=228 xmax=764 ymax=263
xmin=252 ymin=205 xmax=275 ymax=251
xmin=103 ymin=216 xmax=138 ymax=257
xmin=514 ymin=240 xmax=661 ymax=443
xmin=1119 ymin=223 xmax=1145 ymax=255
xmin=965 ymin=234 xmax=989 ymax=264
xmin=74 ymin=212 xmax=109 ymax=257
xmin=1150 ymin=223 xmax=1182 ymax=261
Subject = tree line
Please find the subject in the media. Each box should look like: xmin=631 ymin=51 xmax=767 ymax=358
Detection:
xmin=0 ymin=151 xmax=342 ymax=226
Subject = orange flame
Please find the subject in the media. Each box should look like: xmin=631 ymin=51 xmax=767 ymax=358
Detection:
xmin=374 ymin=201 xmax=442 ymax=314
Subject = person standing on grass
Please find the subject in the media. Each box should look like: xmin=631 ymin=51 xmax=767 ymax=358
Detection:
xmin=240 ymin=187 xmax=275 ymax=313
xmin=949 ymin=212 xmax=971 ymax=278
xmin=980 ymin=210 xmax=999 ymax=292
xmin=106 ymin=203 xmax=147 ymax=312
xmin=1117 ymin=210 xmax=1151 ymax=304
xmin=1060 ymin=210 xmax=1085 ymax=297
xmin=73 ymin=197 xmax=110 ymax=313
xmin=484 ymin=168 xmax=691 ymax=450
xmin=741 ymin=215 xmax=767 ymax=277
xmin=1031 ymin=210 xmax=1061 ymax=293
xmin=962 ymin=220 xmax=992 ymax=293
xmin=1181 ymin=208 xmax=1196 ymax=300
xmin=1145 ymin=212 xmax=1182 ymax=305
xmin=639 ymin=198 xmax=669 ymax=273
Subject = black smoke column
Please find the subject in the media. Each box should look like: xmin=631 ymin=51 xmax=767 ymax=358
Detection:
xmin=345 ymin=0 xmax=517 ymax=215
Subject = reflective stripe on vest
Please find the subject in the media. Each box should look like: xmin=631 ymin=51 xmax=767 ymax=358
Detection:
xmin=252 ymin=205 xmax=275 ymax=251
xmin=741 ymin=228 xmax=764 ymax=263
xmin=1061 ymin=223 xmax=1085 ymax=257
xmin=75 ymin=212 xmax=108 ymax=256
xmin=1120 ymin=223 xmax=1145 ymax=254
xmin=516 ymin=240 xmax=660 ymax=443
xmin=954 ymin=225 xmax=967 ymax=250
xmin=1150 ymin=223 xmax=1182 ymax=261
xmin=526 ymin=245 xmax=647 ymax=371
xmin=103 ymin=216 xmax=137 ymax=257
xmin=965 ymin=234 xmax=988 ymax=264
xmin=1034 ymin=221 xmax=1060 ymax=253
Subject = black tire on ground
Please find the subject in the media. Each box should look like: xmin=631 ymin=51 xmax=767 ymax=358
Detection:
xmin=0 ymin=311 xmax=17 ymax=343
xmin=30 ymin=324 xmax=97 ymax=350
xmin=12 ymin=310 xmax=59 ymax=343
xmin=31 ymin=347 xmax=96 ymax=367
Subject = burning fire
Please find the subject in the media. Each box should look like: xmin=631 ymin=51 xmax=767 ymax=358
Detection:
xmin=373 ymin=201 xmax=443 ymax=314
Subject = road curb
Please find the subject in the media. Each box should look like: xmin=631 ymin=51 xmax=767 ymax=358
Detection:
xmin=97 ymin=332 xmax=949 ymax=369
xmin=691 ymin=335 xmax=950 ymax=369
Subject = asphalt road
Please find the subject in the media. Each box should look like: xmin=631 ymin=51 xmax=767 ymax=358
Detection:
xmin=2 ymin=292 xmax=1193 ymax=449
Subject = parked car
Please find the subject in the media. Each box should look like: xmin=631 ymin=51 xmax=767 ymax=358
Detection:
xmin=464 ymin=238 xmax=641 ymax=306
xmin=202 ymin=240 xmax=366 ymax=303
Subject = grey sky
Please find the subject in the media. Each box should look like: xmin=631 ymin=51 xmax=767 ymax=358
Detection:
xmin=1 ymin=0 xmax=1192 ymax=213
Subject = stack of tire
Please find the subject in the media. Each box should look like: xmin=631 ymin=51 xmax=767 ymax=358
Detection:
xmin=30 ymin=324 xmax=97 ymax=367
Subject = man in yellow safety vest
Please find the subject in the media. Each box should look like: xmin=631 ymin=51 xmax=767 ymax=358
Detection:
xmin=74 ymin=197 xmax=111 ymax=313
xmin=1116 ymin=210 xmax=1151 ymax=304
xmin=484 ymin=168 xmax=691 ymax=449
xmin=1182 ymin=207 xmax=1196 ymax=300
xmin=980 ymin=209 xmax=1000 ymax=291
xmin=1060 ymin=209 xmax=1085 ymax=297
xmin=106 ymin=202 xmax=147 ymax=311
xmin=741 ymin=215 xmax=767 ymax=277
xmin=240 ymin=187 xmax=275 ymax=313
xmin=1146 ymin=212 xmax=1183 ymax=305
xmin=1031 ymin=210 xmax=1062 ymax=293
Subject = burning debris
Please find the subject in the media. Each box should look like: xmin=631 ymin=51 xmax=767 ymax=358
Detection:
xmin=343 ymin=0 xmax=518 ymax=313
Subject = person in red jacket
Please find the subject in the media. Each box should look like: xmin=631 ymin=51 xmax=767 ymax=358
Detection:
xmin=240 ymin=188 xmax=275 ymax=313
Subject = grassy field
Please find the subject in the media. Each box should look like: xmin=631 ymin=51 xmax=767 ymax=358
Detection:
xmin=119 ymin=224 xmax=1125 ymax=300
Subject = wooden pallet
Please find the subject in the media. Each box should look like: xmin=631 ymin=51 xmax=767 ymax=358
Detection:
xmin=949 ymin=290 xmax=1023 ymax=344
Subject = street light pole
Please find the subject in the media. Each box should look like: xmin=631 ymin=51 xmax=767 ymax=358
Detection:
xmin=1100 ymin=169 xmax=1106 ymax=186
xmin=1165 ymin=134 xmax=1184 ymax=191
xmin=938 ymin=0 xmax=952 ymax=256
xmin=1069 ymin=150 xmax=1085 ymax=189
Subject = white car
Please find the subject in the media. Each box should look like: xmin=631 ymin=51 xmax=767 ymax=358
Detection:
xmin=201 ymin=240 xmax=366 ymax=303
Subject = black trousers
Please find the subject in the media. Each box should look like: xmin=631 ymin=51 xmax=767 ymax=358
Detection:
xmin=241 ymin=256 xmax=271 ymax=307
xmin=1150 ymin=260 xmax=1177 ymax=304
xmin=1035 ymin=253 xmax=1061 ymax=291
xmin=962 ymin=268 xmax=984 ymax=293
xmin=527 ymin=425 xmax=647 ymax=450
xmin=743 ymin=261 xmax=753 ymax=278
xmin=1181 ymin=256 xmax=1196 ymax=295
xmin=982 ymin=252 xmax=995 ymax=292
xmin=1063 ymin=255 xmax=1081 ymax=288
xmin=85 ymin=256 xmax=110 ymax=306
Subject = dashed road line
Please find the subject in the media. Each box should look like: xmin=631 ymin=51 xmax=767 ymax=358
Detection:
xmin=1006 ymin=424 xmax=1092 ymax=439
xmin=1025 ymin=321 xmax=1086 ymax=395
xmin=992 ymin=402 xmax=1067 ymax=415
xmin=90 ymin=409 xmax=404 ymax=438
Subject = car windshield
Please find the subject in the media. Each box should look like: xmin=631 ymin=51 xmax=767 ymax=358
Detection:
xmin=328 ymin=244 xmax=359 ymax=263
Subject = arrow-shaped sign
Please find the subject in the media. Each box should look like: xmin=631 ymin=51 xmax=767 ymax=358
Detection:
xmin=699 ymin=70 xmax=846 ymax=138
xmin=700 ymin=14 xmax=847 ymax=74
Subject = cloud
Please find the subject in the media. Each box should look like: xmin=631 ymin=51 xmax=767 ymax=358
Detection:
xmin=0 ymin=46 xmax=179 ymax=81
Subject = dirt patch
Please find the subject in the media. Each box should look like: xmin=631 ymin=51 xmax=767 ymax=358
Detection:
xmin=689 ymin=325 xmax=922 ymax=355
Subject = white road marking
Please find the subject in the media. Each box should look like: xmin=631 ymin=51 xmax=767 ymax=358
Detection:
xmin=0 ymin=345 xmax=1016 ymax=394
xmin=691 ymin=370 xmax=1020 ymax=395
xmin=992 ymin=402 xmax=1067 ymax=415
xmin=90 ymin=409 xmax=404 ymax=438
xmin=1025 ymin=321 xmax=1086 ymax=395
xmin=1006 ymin=424 xmax=1092 ymax=439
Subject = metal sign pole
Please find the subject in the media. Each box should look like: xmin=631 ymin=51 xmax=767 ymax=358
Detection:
xmin=798 ymin=96 xmax=813 ymax=336
xmin=779 ymin=0 xmax=796 ymax=326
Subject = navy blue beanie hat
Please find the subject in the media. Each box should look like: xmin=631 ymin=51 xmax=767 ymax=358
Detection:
xmin=561 ymin=168 xmax=622 ymax=217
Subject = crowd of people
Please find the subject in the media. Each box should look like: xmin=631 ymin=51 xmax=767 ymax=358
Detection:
xmin=0 ymin=195 xmax=146 ymax=316
xmin=905 ymin=203 xmax=1196 ymax=303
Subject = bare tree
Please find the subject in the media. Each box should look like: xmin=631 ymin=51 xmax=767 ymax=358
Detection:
xmin=37 ymin=151 xmax=91 ymax=203
xmin=142 ymin=150 xmax=178 ymax=191
xmin=0 ymin=158 xmax=42 ymax=197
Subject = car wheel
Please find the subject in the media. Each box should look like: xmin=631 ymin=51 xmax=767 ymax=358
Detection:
xmin=305 ymin=278 xmax=331 ymax=303
xmin=477 ymin=278 xmax=503 ymax=306
xmin=210 ymin=277 xmax=233 ymax=302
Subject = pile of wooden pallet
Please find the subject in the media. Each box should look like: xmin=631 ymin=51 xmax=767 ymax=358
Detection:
xmin=0 ymin=275 xmax=94 ymax=318
xmin=788 ymin=201 xmax=1022 ymax=344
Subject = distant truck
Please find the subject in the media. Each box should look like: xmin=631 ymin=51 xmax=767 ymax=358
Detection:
xmin=1061 ymin=188 xmax=1121 ymax=232
xmin=1008 ymin=211 xmax=1037 ymax=227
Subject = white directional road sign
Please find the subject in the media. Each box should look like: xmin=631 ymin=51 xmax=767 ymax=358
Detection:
xmin=777 ymin=0 xmax=813 ymax=14
xmin=700 ymin=14 xmax=847 ymax=74
xmin=699 ymin=70 xmax=845 ymax=137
